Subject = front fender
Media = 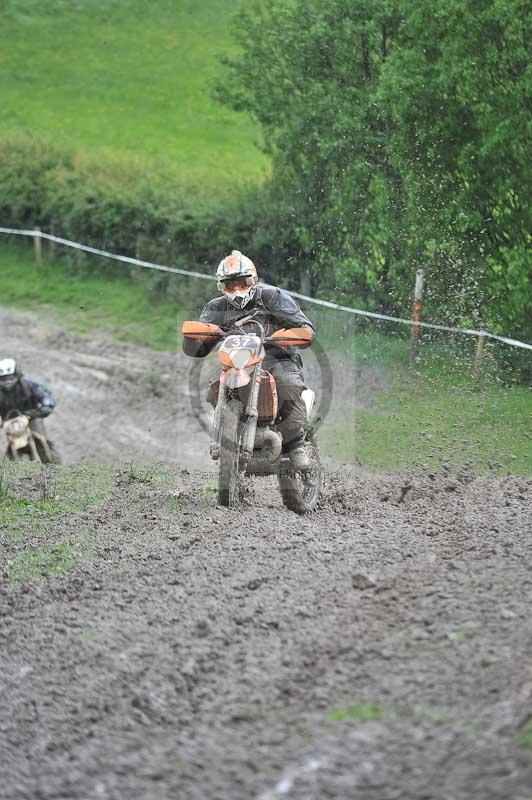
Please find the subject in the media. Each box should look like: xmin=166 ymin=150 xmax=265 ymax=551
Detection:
xmin=220 ymin=368 xmax=251 ymax=389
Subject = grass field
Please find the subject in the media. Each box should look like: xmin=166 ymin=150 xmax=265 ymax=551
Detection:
xmin=2 ymin=241 xmax=530 ymax=475
xmin=0 ymin=461 xmax=113 ymax=538
xmin=0 ymin=0 xmax=267 ymax=188
xmin=320 ymin=376 xmax=531 ymax=476
xmin=0 ymin=242 xmax=185 ymax=349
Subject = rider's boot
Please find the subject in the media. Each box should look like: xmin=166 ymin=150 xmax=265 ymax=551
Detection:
xmin=288 ymin=444 xmax=311 ymax=471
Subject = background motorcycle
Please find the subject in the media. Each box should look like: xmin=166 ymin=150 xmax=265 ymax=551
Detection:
xmin=183 ymin=316 xmax=322 ymax=513
xmin=3 ymin=409 xmax=59 ymax=463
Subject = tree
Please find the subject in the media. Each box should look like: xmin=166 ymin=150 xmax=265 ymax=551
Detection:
xmin=218 ymin=0 xmax=405 ymax=305
xmin=382 ymin=0 xmax=532 ymax=332
xmin=219 ymin=0 xmax=532 ymax=335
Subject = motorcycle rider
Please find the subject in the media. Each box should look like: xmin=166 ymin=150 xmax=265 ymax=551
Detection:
xmin=182 ymin=250 xmax=315 ymax=471
xmin=0 ymin=358 xmax=60 ymax=463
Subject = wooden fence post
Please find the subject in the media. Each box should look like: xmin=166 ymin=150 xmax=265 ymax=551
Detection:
xmin=409 ymin=269 xmax=424 ymax=363
xmin=33 ymin=227 xmax=42 ymax=271
xmin=299 ymin=270 xmax=311 ymax=297
xmin=49 ymin=224 xmax=56 ymax=259
xmin=473 ymin=332 xmax=486 ymax=382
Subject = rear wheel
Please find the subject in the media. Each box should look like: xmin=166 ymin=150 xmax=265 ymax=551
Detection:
xmin=218 ymin=398 xmax=243 ymax=507
xmin=278 ymin=432 xmax=322 ymax=514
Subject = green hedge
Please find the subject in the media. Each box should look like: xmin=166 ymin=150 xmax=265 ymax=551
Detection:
xmin=1 ymin=135 xmax=530 ymax=381
xmin=0 ymin=134 xmax=312 ymax=318
xmin=0 ymin=135 xmax=261 ymax=277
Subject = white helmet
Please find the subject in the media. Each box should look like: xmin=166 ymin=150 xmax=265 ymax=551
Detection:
xmin=0 ymin=358 xmax=18 ymax=389
xmin=216 ymin=250 xmax=258 ymax=309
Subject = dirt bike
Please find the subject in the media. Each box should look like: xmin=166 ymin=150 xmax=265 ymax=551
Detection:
xmin=183 ymin=315 xmax=322 ymax=513
xmin=3 ymin=410 xmax=59 ymax=463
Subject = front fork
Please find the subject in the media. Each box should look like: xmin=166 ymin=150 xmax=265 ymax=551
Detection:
xmin=209 ymin=362 xmax=262 ymax=462
xmin=209 ymin=382 xmax=227 ymax=460
xmin=240 ymin=361 xmax=262 ymax=462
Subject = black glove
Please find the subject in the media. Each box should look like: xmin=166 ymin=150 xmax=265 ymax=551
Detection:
xmin=35 ymin=400 xmax=54 ymax=418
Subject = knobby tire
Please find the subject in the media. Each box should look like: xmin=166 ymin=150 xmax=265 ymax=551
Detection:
xmin=217 ymin=398 xmax=243 ymax=507
xmin=278 ymin=432 xmax=322 ymax=514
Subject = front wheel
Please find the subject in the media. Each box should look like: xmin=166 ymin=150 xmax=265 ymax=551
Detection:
xmin=278 ymin=432 xmax=322 ymax=514
xmin=5 ymin=445 xmax=38 ymax=462
xmin=217 ymin=398 xmax=243 ymax=507
xmin=5 ymin=446 xmax=18 ymax=461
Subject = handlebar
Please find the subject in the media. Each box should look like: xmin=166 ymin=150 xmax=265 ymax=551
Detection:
xmin=218 ymin=314 xmax=265 ymax=345
xmin=217 ymin=328 xmax=303 ymax=346
xmin=183 ymin=317 xmax=312 ymax=349
xmin=232 ymin=313 xmax=265 ymax=340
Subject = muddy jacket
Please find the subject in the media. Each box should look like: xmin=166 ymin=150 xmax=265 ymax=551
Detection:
xmin=0 ymin=377 xmax=56 ymax=421
xmin=183 ymin=285 xmax=314 ymax=362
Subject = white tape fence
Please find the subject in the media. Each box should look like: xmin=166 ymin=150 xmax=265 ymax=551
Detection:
xmin=1 ymin=226 xmax=531 ymax=352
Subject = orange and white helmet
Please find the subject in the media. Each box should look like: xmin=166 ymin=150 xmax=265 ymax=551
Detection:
xmin=216 ymin=250 xmax=258 ymax=309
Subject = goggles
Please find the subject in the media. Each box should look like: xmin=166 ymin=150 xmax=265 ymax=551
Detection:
xmin=220 ymin=275 xmax=255 ymax=291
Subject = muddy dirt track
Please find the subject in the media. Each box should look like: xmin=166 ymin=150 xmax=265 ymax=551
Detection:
xmin=0 ymin=307 xmax=386 ymax=469
xmin=0 ymin=307 xmax=189 ymax=466
xmin=1 ymin=307 xmax=532 ymax=799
